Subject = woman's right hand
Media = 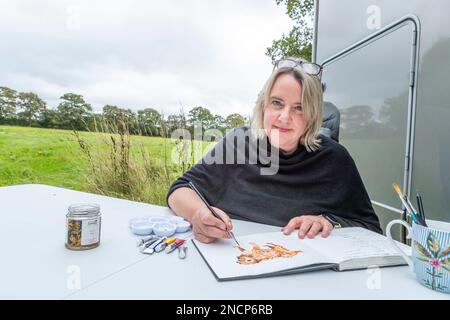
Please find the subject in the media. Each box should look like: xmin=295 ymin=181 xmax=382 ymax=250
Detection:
xmin=191 ymin=205 xmax=233 ymax=243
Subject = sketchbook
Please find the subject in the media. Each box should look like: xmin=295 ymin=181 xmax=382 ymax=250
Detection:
xmin=192 ymin=227 xmax=411 ymax=281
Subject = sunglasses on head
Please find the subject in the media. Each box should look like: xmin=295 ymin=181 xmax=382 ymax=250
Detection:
xmin=273 ymin=58 xmax=323 ymax=77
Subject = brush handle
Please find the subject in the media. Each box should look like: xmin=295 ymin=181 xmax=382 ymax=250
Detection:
xmin=398 ymin=196 xmax=419 ymax=224
xmin=188 ymin=182 xmax=225 ymax=226
xmin=188 ymin=181 xmax=240 ymax=247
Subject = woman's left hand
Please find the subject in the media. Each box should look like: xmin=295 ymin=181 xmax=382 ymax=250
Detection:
xmin=282 ymin=215 xmax=333 ymax=239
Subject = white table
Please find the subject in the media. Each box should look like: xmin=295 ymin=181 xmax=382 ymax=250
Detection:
xmin=0 ymin=184 xmax=448 ymax=300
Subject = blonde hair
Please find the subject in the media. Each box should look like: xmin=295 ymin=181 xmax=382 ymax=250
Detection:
xmin=250 ymin=58 xmax=323 ymax=152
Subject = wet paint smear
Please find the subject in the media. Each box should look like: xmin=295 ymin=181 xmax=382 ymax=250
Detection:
xmin=236 ymin=242 xmax=303 ymax=265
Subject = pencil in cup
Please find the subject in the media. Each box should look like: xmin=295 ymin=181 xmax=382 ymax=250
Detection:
xmin=391 ymin=182 xmax=423 ymax=226
xmin=416 ymin=192 xmax=428 ymax=227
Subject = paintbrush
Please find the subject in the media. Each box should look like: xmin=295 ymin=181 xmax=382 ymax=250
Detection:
xmin=188 ymin=181 xmax=241 ymax=248
xmin=392 ymin=182 xmax=422 ymax=225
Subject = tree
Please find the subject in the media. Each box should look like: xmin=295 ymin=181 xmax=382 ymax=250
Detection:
xmin=225 ymin=113 xmax=246 ymax=129
xmin=102 ymin=105 xmax=138 ymax=134
xmin=103 ymin=105 xmax=124 ymax=127
xmin=137 ymin=108 xmax=162 ymax=136
xmin=56 ymin=93 xmax=93 ymax=130
xmin=187 ymin=106 xmax=215 ymax=135
xmin=87 ymin=113 xmax=106 ymax=132
xmin=39 ymin=108 xmax=59 ymax=129
xmin=0 ymin=86 xmax=18 ymax=124
xmin=266 ymin=0 xmax=314 ymax=63
xmin=16 ymin=92 xmax=47 ymax=126
xmin=212 ymin=114 xmax=225 ymax=133
xmin=165 ymin=113 xmax=187 ymax=136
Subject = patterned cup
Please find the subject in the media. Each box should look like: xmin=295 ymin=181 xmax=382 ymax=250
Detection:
xmin=387 ymin=219 xmax=450 ymax=294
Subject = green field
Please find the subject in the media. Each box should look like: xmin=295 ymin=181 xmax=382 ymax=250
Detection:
xmin=0 ymin=125 xmax=212 ymax=205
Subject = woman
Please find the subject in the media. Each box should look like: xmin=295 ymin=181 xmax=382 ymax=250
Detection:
xmin=167 ymin=57 xmax=382 ymax=244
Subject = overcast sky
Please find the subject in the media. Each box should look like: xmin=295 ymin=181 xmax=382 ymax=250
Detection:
xmin=0 ymin=0 xmax=293 ymax=117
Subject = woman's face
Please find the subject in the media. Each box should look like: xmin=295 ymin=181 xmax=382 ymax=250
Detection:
xmin=263 ymin=73 xmax=307 ymax=154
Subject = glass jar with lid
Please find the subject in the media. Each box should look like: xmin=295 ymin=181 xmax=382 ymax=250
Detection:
xmin=66 ymin=203 xmax=101 ymax=250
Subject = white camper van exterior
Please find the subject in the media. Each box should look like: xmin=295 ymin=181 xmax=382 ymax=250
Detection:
xmin=314 ymin=0 xmax=450 ymax=240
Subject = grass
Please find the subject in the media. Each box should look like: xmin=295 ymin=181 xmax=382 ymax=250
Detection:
xmin=0 ymin=125 xmax=214 ymax=205
xmin=0 ymin=126 xmax=88 ymax=189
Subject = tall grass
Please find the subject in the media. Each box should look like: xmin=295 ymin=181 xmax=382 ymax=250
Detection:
xmin=72 ymin=116 xmax=203 ymax=206
xmin=73 ymin=122 xmax=173 ymax=206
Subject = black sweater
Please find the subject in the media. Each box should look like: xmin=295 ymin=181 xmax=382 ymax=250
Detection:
xmin=166 ymin=127 xmax=382 ymax=233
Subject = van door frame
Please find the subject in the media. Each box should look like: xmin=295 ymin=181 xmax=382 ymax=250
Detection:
xmin=315 ymin=13 xmax=421 ymax=240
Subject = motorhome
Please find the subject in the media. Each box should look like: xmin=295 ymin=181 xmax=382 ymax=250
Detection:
xmin=314 ymin=0 xmax=450 ymax=241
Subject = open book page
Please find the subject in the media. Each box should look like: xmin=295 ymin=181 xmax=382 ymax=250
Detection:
xmin=299 ymin=227 xmax=410 ymax=265
xmin=193 ymin=232 xmax=335 ymax=280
